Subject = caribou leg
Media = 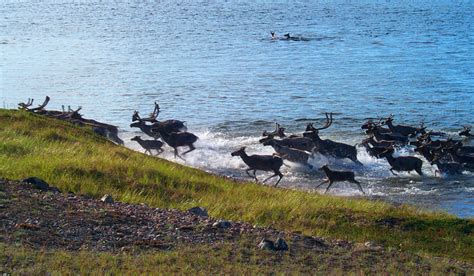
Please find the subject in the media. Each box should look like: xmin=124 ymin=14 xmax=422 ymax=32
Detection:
xmin=182 ymin=144 xmax=196 ymax=155
xmin=273 ymin=171 xmax=284 ymax=187
xmin=353 ymin=158 xmax=363 ymax=166
xmin=350 ymin=179 xmax=365 ymax=194
xmin=389 ymin=169 xmax=398 ymax=176
xmin=324 ymin=181 xmax=334 ymax=194
xmin=173 ymin=148 xmax=185 ymax=160
xmin=245 ymin=168 xmax=258 ymax=182
xmin=262 ymin=173 xmax=278 ymax=184
xmin=415 ymin=168 xmax=423 ymax=176
xmin=315 ymin=179 xmax=329 ymax=189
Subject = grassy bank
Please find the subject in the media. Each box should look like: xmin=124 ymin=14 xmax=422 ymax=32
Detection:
xmin=2 ymin=242 xmax=470 ymax=274
xmin=0 ymin=109 xmax=472 ymax=262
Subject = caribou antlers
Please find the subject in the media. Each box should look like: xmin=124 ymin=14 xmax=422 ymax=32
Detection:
xmin=459 ymin=126 xmax=473 ymax=138
xmin=16 ymin=96 xmax=123 ymax=145
xmin=18 ymin=96 xmax=50 ymax=111
xmin=132 ymin=102 xmax=160 ymax=123
xmin=262 ymin=123 xmax=286 ymax=138
xmin=306 ymin=113 xmax=333 ymax=132
xmin=316 ymin=112 xmax=333 ymax=131
xmin=18 ymin=98 xmax=34 ymax=110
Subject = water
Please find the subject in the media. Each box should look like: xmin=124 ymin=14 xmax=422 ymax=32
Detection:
xmin=1 ymin=1 xmax=473 ymax=217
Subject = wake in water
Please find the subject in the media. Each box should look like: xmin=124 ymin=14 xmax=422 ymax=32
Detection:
xmin=122 ymin=121 xmax=474 ymax=218
xmin=121 ymin=102 xmax=474 ymax=217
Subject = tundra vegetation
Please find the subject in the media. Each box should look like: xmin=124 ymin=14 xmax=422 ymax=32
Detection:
xmin=0 ymin=109 xmax=473 ymax=273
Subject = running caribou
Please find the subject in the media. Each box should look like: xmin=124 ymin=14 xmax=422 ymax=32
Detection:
xmin=316 ymin=165 xmax=364 ymax=194
xmin=130 ymin=102 xmax=186 ymax=139
xmin=304 ymin=113 xmax=363 ymax=165
xmin=261 ymin=137 xmax=313 ymax=169
xmin=152 ymin=126 xmax=198 ymax=159
xmin=231 ymin=147 xmax=284 ymax=186
xmin=365 ymin=123 xmax=408 ymax=144
xmin=378 ymin=147 xmax=424 ymax=176
xmin=131 ymin=136 xmax=164 ymax=156
xmin=381 ymin=114 xmax=425 ymax=137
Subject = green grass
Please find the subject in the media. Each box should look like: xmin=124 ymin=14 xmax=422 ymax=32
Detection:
xmin=0 ymin=109 xmax=473 ymax=262
xmin=0 ymin=242 xmax=469 ymax=274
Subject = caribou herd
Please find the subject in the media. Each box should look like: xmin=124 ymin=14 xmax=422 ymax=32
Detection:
xmin=17 ymin=97 xmax=474 ymax=194
xmin=124 ymin=103 xmax=474 ymax=194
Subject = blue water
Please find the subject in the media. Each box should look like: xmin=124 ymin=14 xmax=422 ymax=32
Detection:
xmin=1 ymin=1 xmax=473 ymax=217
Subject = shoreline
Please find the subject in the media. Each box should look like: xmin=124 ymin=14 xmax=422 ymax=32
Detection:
xmin=0 ymin=108 xmax=473 ymax=271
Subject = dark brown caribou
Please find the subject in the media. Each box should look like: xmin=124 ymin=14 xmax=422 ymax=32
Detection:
xmin=316 ymin=165 xmax=364 ymax=194
xmin=430 ymin=154 xmax=464 ymax=176
xmin=231 ymin=147 xmax=284 ymax=186
xmin=152 ymin=125 xmax=198 ymax=159
xmin=18 ymin=96 xmax=124 ymax=145
xmin=130 ymin=102 xmax=186 ymax=139
xmin=378 ymin=147 xmax=423 ymax=176
xmin=382 ymin=114 xmax=423 ymax=137
xmin=365 ymin=124 xmax=408 ymax=144
xmin=459 ymin=126 xmax=473 ymax=138
xmin=361 ymin=119 xmax=391 ymax=134
xmin=304 ymin=113 xmax=363 ymax=165
xmin=131 ymin=136 xmax=164 ymax=155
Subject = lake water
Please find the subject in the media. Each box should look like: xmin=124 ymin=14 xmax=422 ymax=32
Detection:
xmin=1 ymin=1 xmax=473 ymax=217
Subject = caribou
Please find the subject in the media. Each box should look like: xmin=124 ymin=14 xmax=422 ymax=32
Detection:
xmin=231 ymin=147 xmax=284 ymax=186
xmin=382 ymin=114 xmax=423 ymax=137
xmin=131 ymin=136 xmax=164 ymax=156
xmin=430 ymin=154 xmax=464 ymax=176
xmin=459 ymin=126 xmax=473 ymax=138
xmin=359 ymin=140 xmax=387 ymax=159
xmin=365 ymin=124 xmax=408 ymax=144
xmin=259 ymin=135 xmax=315 ymax=152
xmin=316 ymin=165 xmax=364 ymax=194
xmin=130 ymin=102 xmax=186 ymax=139
xmin=261 ymin=137 xmax=313 ymax=169
xmin=444 ymin=146 xmax=474 ymax=169
xmin=304 ymin=113 xmax=363 ymax=165
xmin=414 ymin=144 xmax=438 ymax=163
xmin=262 ymin=123 xmax=287 ymax=138
xmin=18 ymin=96 xmax=124 ymax=145
xmin=361 ymin=119 xmax=391 ymax=134
xmin=361 ymin=136 xmax=396 ymax=148
xmin=152 ymin=126 xmax=198 ymax=159
xmin=378 ymin=147 xmax=423 ymax=176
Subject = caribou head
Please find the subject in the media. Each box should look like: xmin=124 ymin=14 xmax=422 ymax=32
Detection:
xmin=262 ymin=123 xmax=286 ymax=138
xmin=131 ymin=102 xmax=161 ymax=123
xmin=304 ymin=113 xmax=333 ymax=136
xmin=459 ymin=126 xmax=472 ymax=137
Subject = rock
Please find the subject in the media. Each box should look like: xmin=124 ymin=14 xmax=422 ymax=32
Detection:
xmin=274 ymin=237 xmax=289 ymax=251
xmin=15 ymin=222 xmax=40 ymax=230
xmin=101 ymin=194 xmax=114 ymax=203
xmin=178 ymin=226 xmax=194 ymax=231
xmin=212 ymin=220 xmax=232 ymax=229
xmin=187 ymin=206 xmax=208 ymax=217
xmin=364 ymin=241 xmax=383 ymax=251
xmin=302 ymin=236 xmax=327 ymax=248
xmin=22 ymin=177 xmax=49 ymax=191
xmin=258 ymin=239 xmax=275 ymax=251
xmin=334 ymin=239 xmax=352 ymax=248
